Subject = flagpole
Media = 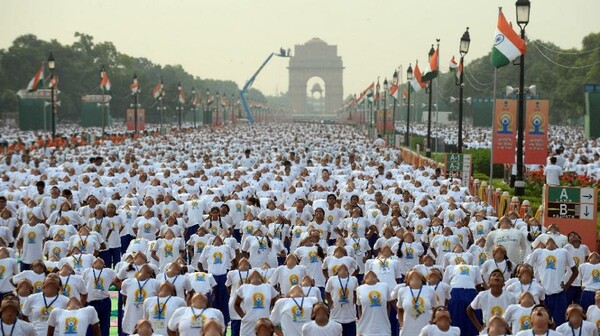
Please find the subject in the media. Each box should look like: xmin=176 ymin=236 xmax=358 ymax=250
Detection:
xmin=490 ymin=69 xmax=498 ymax=186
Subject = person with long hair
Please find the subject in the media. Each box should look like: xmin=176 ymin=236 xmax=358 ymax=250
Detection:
xmin=506 ymin=263 xmax=545 ymax=304
xmin=481 ymin=245 xmax=513 ymax=286
xmin=226 ymin=258 xmax=252 ymax=336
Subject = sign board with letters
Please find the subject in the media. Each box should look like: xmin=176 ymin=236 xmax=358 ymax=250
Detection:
xmin=544 ymin=185 xmax=598 ymax=248
xmin=444 ymin=154 xmax=472 ymax=188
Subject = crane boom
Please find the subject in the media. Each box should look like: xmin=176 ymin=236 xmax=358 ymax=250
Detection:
xmin=240 ymin=51 xmax=288 ymax=124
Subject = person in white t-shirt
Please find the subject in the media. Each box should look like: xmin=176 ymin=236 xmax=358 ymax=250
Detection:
xmin=16 ymin=216 xmax=48 ymax=270
xmin=514 ymin=304 xmax=562 ymax=336
xmin=130 ymin=319 xmax=162 ymax=336
xmin=167 ymin=292 xmax=225 ymax=336
xmin=479 ymin=315 xmax=512 ymax=336
xmin=301 ymin=302 xmax=343 ymax=336
xmin=270 ymin=285 xmax=319 ymax=336
xmin=22 ymin=273 xmax=69 ymax=336
xmin=234 ymin=270 xmax=279 ymax=336
xmin=143 ymin=282 xmax=187 ymax=336
xmin=120 ymin=264 xmax=160 ymax=335
xmin=47 ymin=297 xmax=101 ymax=336
xmin=555 ymin=304 xmax=597 ymax=336
xmin=324 ymin=263 xmax=358 ymax=336
xmin=503 ymin=291 xmax=535 ymax=334
xmin=0 ymin=295 xmax=36 ymax=336
xmin=468 ymin=269 xmax=517 ymax=332
xmin=82 ymin=258 xmax=116 ymax=336
xmin=544 ymin=157 xmax=563 ymax=186
xmin=418 ymin=306 xmax=461 ymax=336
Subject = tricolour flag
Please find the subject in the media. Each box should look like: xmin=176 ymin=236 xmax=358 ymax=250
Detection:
xmin=449 ymin=56 xmax=458 ymax=71
xmin=152 ymin=81 xmax=163 ymax=99
xmin=410 ymin=62 xmax=426 ymax=92
xmin=178 ymin=89 xmax=187 ymax=104
xmin=130 ymin=78 xmax=139 ymax=94
xmin=422 ymin=46 xmax=439 ymax=82
xmin=207 ymin=95 xmax=214 ymax=105
xmin=100 ymin=69 xmax=111 ymax=94
xmin=364 ymin=82 xmax=375 ymax=102
xmin=26 ymin=64 xmax=44 ymax=92
xmin=491 ymin=9 xmax=527 ymax=68
xmin=389 ymin=83 xmax=399 ymax=99
xmin=48 ymin=75 xmax=58 ymax=89
xmin=456 ymin=60 xmax=463 ymax=82
xmin=221 ymin=97 xmax=227 ymax=107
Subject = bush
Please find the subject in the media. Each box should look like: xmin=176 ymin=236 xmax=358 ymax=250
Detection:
xmin=464 ymin=148 xmax=504 ymax=179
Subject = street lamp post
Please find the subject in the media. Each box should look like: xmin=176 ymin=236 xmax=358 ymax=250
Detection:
xmin=133 ymin=74 xmax=139 ymax=134
xmin=426 ymin=44 xmax=435 ymax=158
xmin=458 ymin=27 xmax=471 ymax=154
xmin=205 ymin=89 xmax=210 ymax=127
xmin=192 ymin=87 xmax=196 ymax=129
xmin=48 ymin=52 xmax=56 ymax=139
xmin=216 ymin=92 xmax=220 ymax=126
xmin=231 ymin=93 xmax=235 ymax=123
xmin=405 ymin=64 xmax=413 ymax=146
xmin=383 ymin=79 xmax=389 ymax=143
xmin=177 ymin=82 xmax=183 ymax=130
xmin=514 ymin=0 xmax=531 ymax=196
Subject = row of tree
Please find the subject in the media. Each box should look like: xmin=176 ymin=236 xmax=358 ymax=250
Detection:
xmin=0 ymin=33 xmax=266 ymax=122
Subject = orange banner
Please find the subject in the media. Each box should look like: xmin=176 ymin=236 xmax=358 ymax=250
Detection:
xmin=492 ymin=99 xmax=517 ymax=164
xmin=524 ymin=100 xmax=549 ymax=165
xmin=126 ymin=109 xmax=145 ymax=131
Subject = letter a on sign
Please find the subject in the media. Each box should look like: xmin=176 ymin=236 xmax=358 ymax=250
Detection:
xmin=559 ymin=189 xmax=570 ymax=202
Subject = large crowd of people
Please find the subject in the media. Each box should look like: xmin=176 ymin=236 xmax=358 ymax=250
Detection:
xmin=0 ymin=122 xmax=598 ymax=336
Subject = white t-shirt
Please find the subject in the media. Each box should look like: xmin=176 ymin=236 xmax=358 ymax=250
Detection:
xmin=187 ymin=272 xmax=217 ymax=295
xmin=586 ymin=305 xmax=600 ymax=334
xmin=156 ymin=273 xmax=193 ymax=300
xmin=356 ymin=282 xmax=391 ymax=335
xmin=418 ymin=324 xmax=461 ymax=336
xmin=0 ymin=319 xmax=37 ymax=336
xmin=22 ymin=293 xmax=69 ymax=336
xmin=502 ymin=304 xmax=533 ymax=334
xmin=167 ymin=306 xmax=225 ymax=335
xmin=485 ymin=228 xmax=527 ymax=265
xmin=470 ymin=290 xmax=517 ymax=324
xmin=269 ymin=265 xmax=308 ymax=295
xmin=506 ymin=280 xmax=546 ymax=304
xmin=60 ymin=274 xmax=88 ymax=301
xmin=301 ymin=320 xmax=343 ymax=336
xmin=0 ymin=257 xmax=18 ymax=292
xmin=225 ymin=269 xmax=251 ymax=321
xmin=324 ymin=275 xmax=359 ymax=324
xmin=235 ymin=283 xmax=279 ymax=336
xmin=443 ymin=265 xmax=482 ymax=289
xmin=579 ymin=262 xmax=600 ymax=291
xmin=270 ymin=296 xmax=319 ymax=336
xmin=48 ymin=306 xmax=99 ymax=336
xmin=544 ymin=164 xmax=563 ymax=185
xmin=529 ymin=248 xmax=575 ymax=295
xmin=555 ymin=321 xmax=597 ymax=336
xmin=82 ymin=268 xmax=116 ymax=301
xmin=18 ymin=224 xmax=48 ymax=263
xmin=143 ymin=295 xmax=187 ymax=335
xmin=120 ymin=278 xmax=160 ymax=334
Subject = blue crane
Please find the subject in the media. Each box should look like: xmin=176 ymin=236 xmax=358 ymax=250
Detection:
xmin=240 ymin=48 xmax=290 ymax=124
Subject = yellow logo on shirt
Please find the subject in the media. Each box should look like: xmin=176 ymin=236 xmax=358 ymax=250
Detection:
xmin=291 ymin=305 xmax=304 ymax=322
xmin=592 ymin=269 xmax=600 ymax=283
xmin=252 ymin=292 xmax=266 ymax=309
xmin=0 ymin=265 xmax=5 ymax=280
xmin=213 ymin=251 xmax=223 ymax=264
xmin=368 ymin=290 xmax=382 ymax=307
xmin=34 ymin=280 xmax=43 ymax=293
xmin=490 ymin=305 xmax=503 ymax=318
xmin=134 ymin=289 xmax=146 ymax=305
xmin=196 ymin=273 xmax=206 ymax=282
xmin=164 ymin=244 xmax=173 ymax=257
xmin=195 ymin=241 xmax=205 ymax=254
xmin=65 ymin=317 xmax=78 ymax=334
xmin=459 ymin=266 xmax=470 ymax=275
xmin=52 ymin=247 xmax=62 ymax=259
xmin=519 ymin=315 xmax=531 ymax=330
xmin=405 ymin=246 xmax=414 ymax=259
xmin=95 ymin=278 xmax=104 ymax=290
xmin=289 ymin=274 xmax=299 ymax=286
xmin=412 ymin=297 xmax=425 ymax=313
xmin=27 ymin=231 xmax=37 ymax=244
xmin=545 ymin=255 xmax=557 ymax=270
xmin=442 ymin=239 xmax=451 ymax=252
xmin=62 ymin=284 xmax=71 ymax=296
xmin=308 ymin=251 xmax=319 ymax=263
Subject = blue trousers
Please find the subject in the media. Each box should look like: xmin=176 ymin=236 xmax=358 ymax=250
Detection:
xmin=546 ymin=291 xmax=568 ymax=326
xmin=449 ymin=288 xmax=479 ymax=336
xmin=87 ymin=297 xmax=111 ymax=336
xmin=389 ymin=304 xmax=399 ymax=336
xmin=120 ymin=235 xmax=134 ymax=255
xmin=20 ymin=263 xmax=31 ymax=271
xmin=341 ymin=322 xmax=356 ymax=336
xmin=186 ymin=224 xmax=199 ymax=242
xmin=213 ymin=274 xmax=230 ymax=325
xmin=231 ymin=319 xmax=241 ymax=336
xmin=566 ymin=285 xmax=582 ymax=305
xmin=580 ymin=290 xmax=597 ymax=313
xmin=118 ymin=293 xmax=124 ymax=336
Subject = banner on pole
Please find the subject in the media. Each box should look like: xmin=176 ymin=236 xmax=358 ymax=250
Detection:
xmin=126 ymin=109 xmax=145 ymax=131
xmin=492 ymin=99 xmax=517 ymax=164
xmin=524 ymin=100 xmax=549 ymax=164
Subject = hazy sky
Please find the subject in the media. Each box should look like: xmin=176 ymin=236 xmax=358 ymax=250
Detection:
xmin=1 ymin=0 xmax=598 ymax=97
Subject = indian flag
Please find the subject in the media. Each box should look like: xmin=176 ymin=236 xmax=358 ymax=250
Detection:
xmin=422 ymin=46 xmax=439 ymax=82
xmin=389 ymin=82 xmax=399 ymax=99
xmin=26 ymin=64 xmax=44 ymax=92
xmin=410 ymin=63 xmax=426 ymax=92
xmin=491 ymin=9 xmax=526 ymax=68
xmin=456 ymin=60 xmax=463 ymax=82
xmin=178 ymin=89 xmax=187 ymax=104
xmin=48 ymin=75 xmax=58 ymax=89
xmin=360 ymin=82 xmax=374 ymax=104
xmin=130 ymin=78 xmax=139 ymax=94
xmin=152 ymin=81 xmax=163 ymax=99
xmin=449 ymin=56 xmax=458 ymax=71
xmin=100 ymin=69 xmax=111 ymax=94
